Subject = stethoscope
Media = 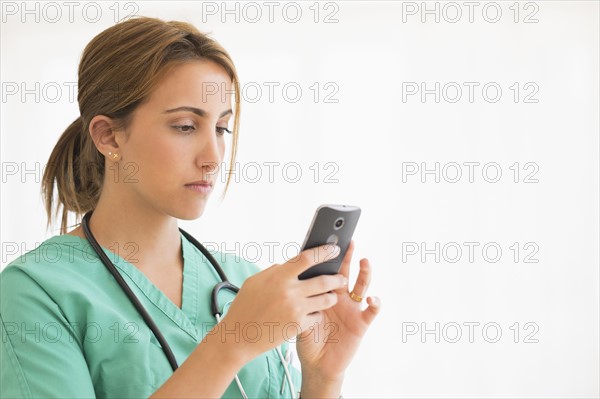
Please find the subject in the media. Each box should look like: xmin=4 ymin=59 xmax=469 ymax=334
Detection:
xmin=81 ymin=211 xmax=296 ymax=399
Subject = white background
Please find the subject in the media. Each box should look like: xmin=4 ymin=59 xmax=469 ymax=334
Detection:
xmin=1 ymin=1 xmax=599 ymax=397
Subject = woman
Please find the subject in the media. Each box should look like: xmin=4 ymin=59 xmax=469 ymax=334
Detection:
xmin=0 ymin=17 xmax=380 ymax=398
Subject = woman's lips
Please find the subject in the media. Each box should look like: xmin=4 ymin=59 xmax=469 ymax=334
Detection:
xmin=185 ymin=182 xmax=213 ymax=194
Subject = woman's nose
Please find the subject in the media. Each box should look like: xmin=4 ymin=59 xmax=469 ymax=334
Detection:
xmin=197 ymin=130 xmax=222 ymax=174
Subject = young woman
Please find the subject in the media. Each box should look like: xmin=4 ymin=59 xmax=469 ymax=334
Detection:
xmin=0 ymin=17 xmax=380 ymax=398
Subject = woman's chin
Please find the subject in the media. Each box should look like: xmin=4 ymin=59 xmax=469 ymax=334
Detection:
xmin=174 ymin=204 xmax=207 ymax=221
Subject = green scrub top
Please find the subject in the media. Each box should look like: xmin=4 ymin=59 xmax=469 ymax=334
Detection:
xmin=0 ymin=233 xmax=302 ymax=398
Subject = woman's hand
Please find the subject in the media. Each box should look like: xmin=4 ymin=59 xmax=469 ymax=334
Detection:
xmin=295 ymin=240 xmax=381 ymax=394
xmin=156 ymin=245 xmax=350 ymax=399
xmin=217 ymin=244 xmax=349 ymax=363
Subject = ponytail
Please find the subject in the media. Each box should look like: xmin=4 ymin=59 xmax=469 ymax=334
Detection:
xmin=42 ymin=116 xmax=104 ymax=234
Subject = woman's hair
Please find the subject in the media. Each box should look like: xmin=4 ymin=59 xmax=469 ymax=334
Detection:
xmin=42 ymin=17 xmax=241 ymax=234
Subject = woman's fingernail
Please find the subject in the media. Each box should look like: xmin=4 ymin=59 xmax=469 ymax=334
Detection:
xmin=342 ymin=277 xmax=348 ymax=286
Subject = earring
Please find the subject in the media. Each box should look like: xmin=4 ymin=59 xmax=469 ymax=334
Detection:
xmin=108 ymin=151 xmax=119 ymax=160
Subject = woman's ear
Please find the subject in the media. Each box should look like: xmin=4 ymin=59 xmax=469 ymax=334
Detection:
xmin=88 ymin=115 xmax=121 ymax=159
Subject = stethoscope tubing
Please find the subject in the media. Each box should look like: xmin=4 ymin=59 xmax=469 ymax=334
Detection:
xmin=82 ymin=211 xmax=242 ymax=370
xmin=81 ymin=210 xmax=296 ymax=398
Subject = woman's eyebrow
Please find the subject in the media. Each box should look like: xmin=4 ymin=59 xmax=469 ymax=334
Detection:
xmin=163 ymin=106 xmax=233 ymax=118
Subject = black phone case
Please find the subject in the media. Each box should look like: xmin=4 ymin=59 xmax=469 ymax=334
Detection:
xmin=298 ymin=204 xmax=361 ymax=280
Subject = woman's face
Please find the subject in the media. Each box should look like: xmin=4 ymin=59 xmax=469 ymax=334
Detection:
xmin=114 ymin=60 xmax=233 ymax=220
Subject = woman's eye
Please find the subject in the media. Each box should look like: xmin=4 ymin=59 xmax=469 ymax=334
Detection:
xmin=216 ymin=127 xmax=232 ymax=136
xmin=173 ymin=125 xmax=196 ymax=134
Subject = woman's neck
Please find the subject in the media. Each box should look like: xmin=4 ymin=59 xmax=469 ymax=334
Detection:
xmin=67 ymin=185 xmax=183 ymax=273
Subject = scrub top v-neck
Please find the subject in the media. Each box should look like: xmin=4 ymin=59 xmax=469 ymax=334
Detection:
xmin=0 ymin=233 xmax=301 ymax=398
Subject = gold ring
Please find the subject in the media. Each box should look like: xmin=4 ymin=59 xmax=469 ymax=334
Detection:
xmin=349 ymin=291 xmax=362 ymax=302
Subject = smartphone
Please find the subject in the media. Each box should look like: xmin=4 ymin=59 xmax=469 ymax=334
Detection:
xmin=297 ymin=204 xmax=361 ymax=280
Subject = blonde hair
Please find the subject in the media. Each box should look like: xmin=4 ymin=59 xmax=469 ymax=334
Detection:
xmin=42 ymin=17 xmax=241 ymax=234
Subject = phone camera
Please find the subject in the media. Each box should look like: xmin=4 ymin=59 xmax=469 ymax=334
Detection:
xmin=334 ymin=217 xmax=344 ymax=230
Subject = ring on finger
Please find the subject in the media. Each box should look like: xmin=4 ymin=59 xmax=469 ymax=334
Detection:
xmin=348 ymin=290 xmax=363 ymax=302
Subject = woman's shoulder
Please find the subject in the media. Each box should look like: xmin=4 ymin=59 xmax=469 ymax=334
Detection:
xmin=2 ymin=234 xmax=99 ymax=272
xmin=0 ymin=234 xmax=105 ymax=298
